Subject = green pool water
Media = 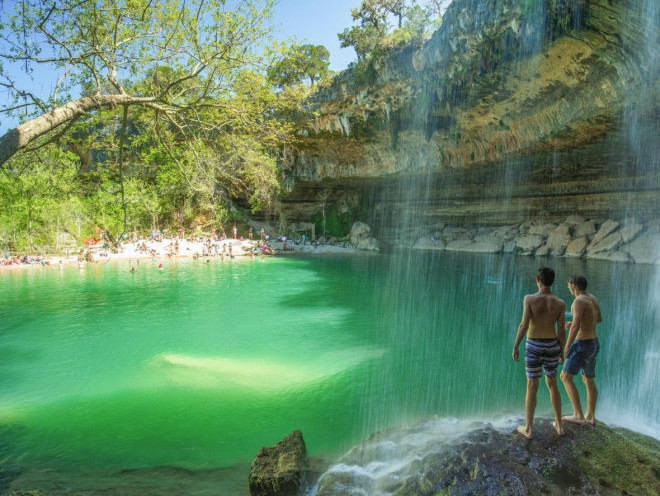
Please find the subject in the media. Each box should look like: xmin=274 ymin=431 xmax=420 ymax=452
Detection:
xmin=1 ymin=252 xmax=658 ymax=493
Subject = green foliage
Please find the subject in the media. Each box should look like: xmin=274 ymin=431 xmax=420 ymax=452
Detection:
xmin=312 ymin=207 xmax=353 ymax=238
xmin=267 ymin=43 xmax=330 ymax=88
xmin=0 ymin=147 xmax=84 ymax=252
xmin=339 ymin=0 xmax=441 ymax=86
xmin=338 ymin=24 xmax=385 ymax=61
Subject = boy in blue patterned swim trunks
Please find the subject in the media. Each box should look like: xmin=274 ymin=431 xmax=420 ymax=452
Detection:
xmin=561 ymin=275 xmax=602 ymax=426
xmin=513 ymin=268 xmax=566 ymax=438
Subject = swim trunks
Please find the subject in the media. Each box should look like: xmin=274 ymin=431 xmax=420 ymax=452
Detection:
xmin=563 ymin=338 xmax=600 ymax=378
xmin=525 ymin=338 xmax=561 ymax=379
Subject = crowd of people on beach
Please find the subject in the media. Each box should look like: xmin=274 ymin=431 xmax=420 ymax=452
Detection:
xmin=0 ymin=223 xmax=348 ymax=270
xmin=0 ymin=254 xmax=50 ymax=266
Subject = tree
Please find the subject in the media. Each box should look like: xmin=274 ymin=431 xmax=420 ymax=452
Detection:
xmin=0 ymin=0 xmax=284 ymax=168
xmin=338 ymin=24 xmax=385 ymax=61
xmin=402 ymin=5 xmax=430 ymax=45
xmin=268 ymin=43 xmax=330 ymax=88
xmin=381 ymin=0 xmax=408 ymax=29
xmin=0 ymin=146 xmax=80 ymax=252
xmin=352 ymin=0 xmax=409 ymax=30
xmin=425 ymin=0 xmax=451 ymax=19
xmin=351 ymin=0 xmax=390 ymax=30
xmin=317 ymin=188 xmax=330 ymax=244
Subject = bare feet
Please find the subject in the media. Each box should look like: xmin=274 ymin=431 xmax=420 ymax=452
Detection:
xmin=552 ymin=421 xmax=564 ymax=435
xmin=516 ymin=425 xmax=533 ymax=439
xmin=562 ymin=415 xmax=587 ymax=425
xmin=584 ymin=416 xmax=597 ymax=426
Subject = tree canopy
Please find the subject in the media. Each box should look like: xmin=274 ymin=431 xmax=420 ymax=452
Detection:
xmin=0 ymin=0 xmax=284 ymax=166
xmin=0 ymin=0 xmax=312 ymax=252
xmin=267 ymin=43 xmax=330 ymax=88
xmin=338 ymin=0 xmax=445 ymax=62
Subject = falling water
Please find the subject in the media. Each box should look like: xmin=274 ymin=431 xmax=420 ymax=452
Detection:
xmin=597 ymin=0 xmax=660 ymax=437
xmin=311 ymin=0 xmax=659 ymax=493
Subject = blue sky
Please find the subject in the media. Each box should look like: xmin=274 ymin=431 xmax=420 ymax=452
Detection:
xmin=271 ymin=0 xmax=362 ymax=71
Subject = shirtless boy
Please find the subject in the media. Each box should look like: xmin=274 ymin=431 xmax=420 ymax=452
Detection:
xmin=561 ymin=275 xmax=602 ymax=425
xmin=512 ymin=267 xmax=566 ymax=438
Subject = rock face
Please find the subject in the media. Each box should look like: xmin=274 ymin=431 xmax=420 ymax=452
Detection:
xmin=408 ymin=216 xmax=660 ymax=264
xmin=315 ymin=419 xmax=660 ymax=496
xmin=348 ymin=222 xmax=380 ymax=251
xmin=249 ymin=430 xmax=308 ymax=496
xmin=272 ymin=0 xmax=659 ymax=252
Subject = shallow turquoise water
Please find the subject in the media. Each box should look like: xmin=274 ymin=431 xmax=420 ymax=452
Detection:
xmin=1 ymin=252 xmax=658 ymax=492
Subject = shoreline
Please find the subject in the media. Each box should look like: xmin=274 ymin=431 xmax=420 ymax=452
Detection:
xmin=0 ymin=238 xmax=364 ymax=272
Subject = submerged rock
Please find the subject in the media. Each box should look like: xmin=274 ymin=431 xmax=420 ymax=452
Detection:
xmin=314 ymin=419 xmax=660 ymax=496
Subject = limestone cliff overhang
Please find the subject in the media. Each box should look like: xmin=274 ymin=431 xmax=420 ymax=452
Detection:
xmin=287 ymin=0 xmax=658 ymax=181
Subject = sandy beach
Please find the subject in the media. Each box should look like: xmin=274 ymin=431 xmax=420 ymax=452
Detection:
xmin=0 ymin=237 xmax=363 ymax=271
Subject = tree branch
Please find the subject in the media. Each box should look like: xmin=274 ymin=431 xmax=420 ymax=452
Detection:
xmin=0 ymin=93 xmax=168 ymax=167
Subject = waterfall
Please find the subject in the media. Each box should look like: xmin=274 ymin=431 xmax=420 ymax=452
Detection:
xmin=308 ymin=0 xmax=659 ymax=493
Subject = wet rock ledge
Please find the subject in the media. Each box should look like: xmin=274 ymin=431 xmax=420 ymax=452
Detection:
xmin=250 ymin=420 xmax=660 ymax=496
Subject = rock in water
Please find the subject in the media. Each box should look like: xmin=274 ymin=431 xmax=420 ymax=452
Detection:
xmin=315 ymin=419 xmax=660 ymax=495
xmin=249 ymin=430 xmax=307 ymax=496
xmin=397 ymin=420 xmax=660 ymax=495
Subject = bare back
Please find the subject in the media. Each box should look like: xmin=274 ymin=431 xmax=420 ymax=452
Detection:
xmin=571 ymin=293 xmax=601 ymax=340
xmin=526 ymin=292 xmax=565 ymax=339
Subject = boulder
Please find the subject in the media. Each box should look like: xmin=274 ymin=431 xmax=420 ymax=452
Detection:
xmin=460 ymin=241 xmax=502 ymax=253
xmin=503 ymin=240 xmax=517 ymax=254
xmin=474 ymin=235 xmax=503 ymax=247
xmin=564 ymin=215 xmax=585 ymax=225
xmin=249 ymin=430 xmax=308 ymax=496
xmin=535 ymin=244 xmax=550 ymax=257
xmin=587 ymin=232 xmax=623 ymax=254
xmin=315 ymin=419 xmax=660 ymax=496
xmin=442 ymin=227 xmax=472 ymax=242
xmin=528 ymin=223 xmax=556 ymax=236
xmin=587 ymin=220 xmax=620 ymax=251
xmin=545 ymin=225 xmax=571 ymax=255
xmin=619 ymin=223 xmax=644 ymax=243
xmin=621 ymin=230 xmax=660 ymax=264
xmin=515 ymin=235 xmax=545 ymax=253
xmin=444 ymin=239 xmax=473 ymax=251
xmin=349 ymin=222 xmax=380 ymax=251
xmin=572 ymin=221 xmax=597 ymax=239
xmin=565 ymin=237 xmax=588 ymax=258
xmin=493 ymin=225 xmax=520 ymax=240
xmin=412 ymin=236 xmax=445 ymax=250
xmin=646 ymin=218 xmax=660 ymax=231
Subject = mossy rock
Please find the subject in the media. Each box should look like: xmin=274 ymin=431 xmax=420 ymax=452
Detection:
xmin=393 ymin=419 xmax=660 ymax=495
xmin=315 ymin=418 xmax=660 ymax=495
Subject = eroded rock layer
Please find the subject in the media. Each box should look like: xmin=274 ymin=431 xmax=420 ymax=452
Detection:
xmin=277 ymin=0 xmax=659 ymax=245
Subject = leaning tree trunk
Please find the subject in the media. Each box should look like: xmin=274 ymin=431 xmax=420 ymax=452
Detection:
xmin=0 ymin=94 xmax=159 ymax=167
